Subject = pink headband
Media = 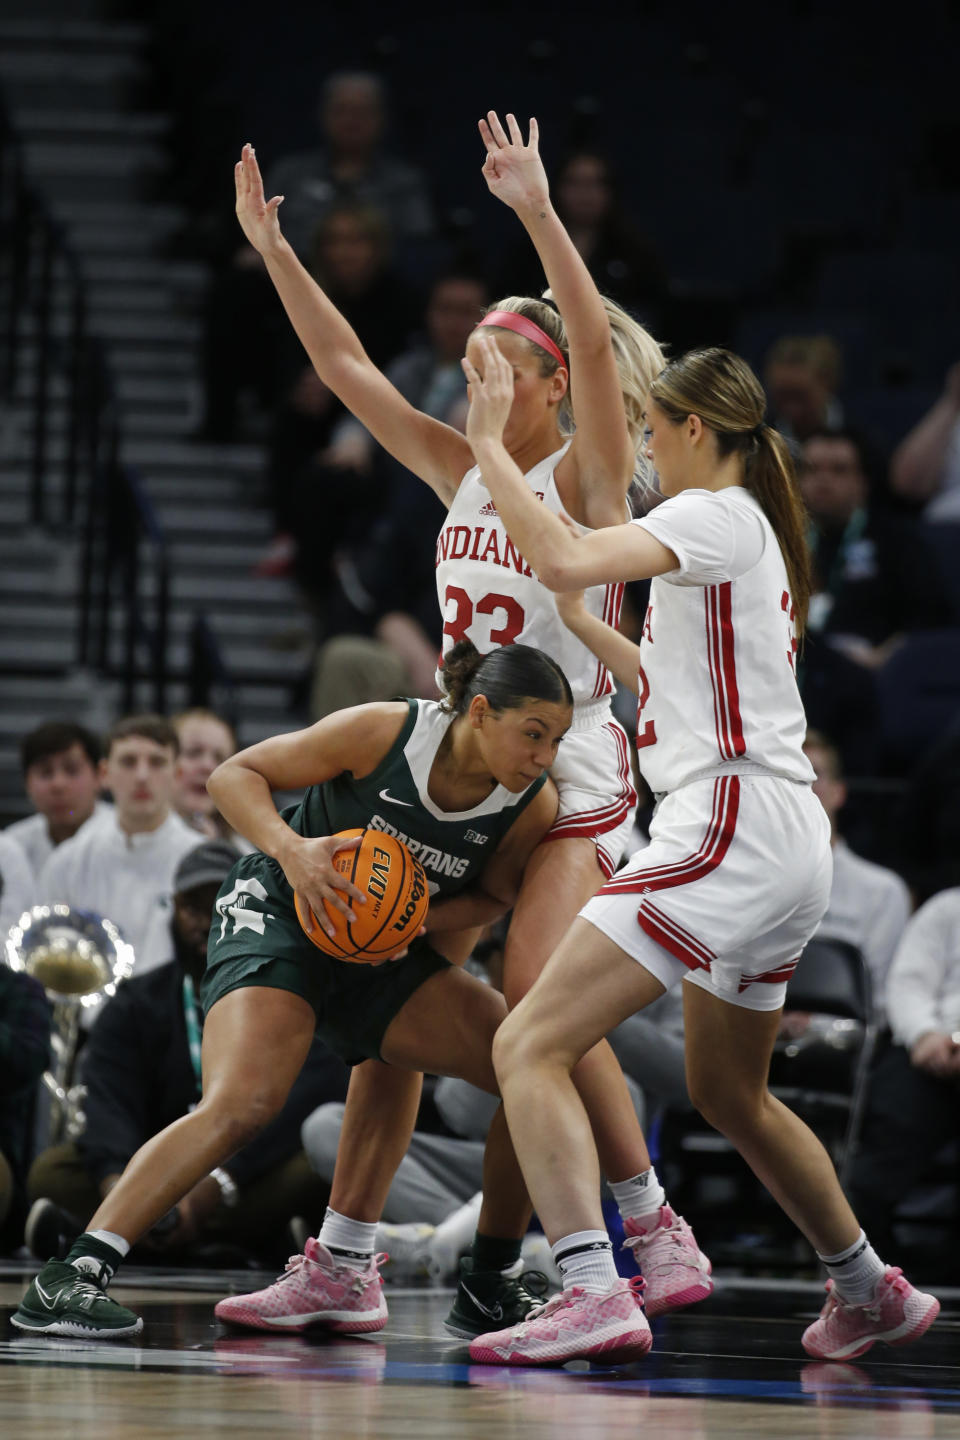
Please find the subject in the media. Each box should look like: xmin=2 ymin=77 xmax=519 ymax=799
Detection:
xmin=477 ymin=309 xmax=567 ymax=370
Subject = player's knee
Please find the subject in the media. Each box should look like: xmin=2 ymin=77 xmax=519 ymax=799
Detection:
xmin=492 ymin=1007 xmax=557 ymax=1086
xmin=691 ymin=1078 xmax=765 ymax=1137
xmin=491 ymin=1009 xmax=527 ymax=1085
xmin=202 ymin=1085 xmax=285 ymax=1150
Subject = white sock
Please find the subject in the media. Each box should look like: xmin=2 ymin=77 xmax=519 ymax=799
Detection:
xmin=318 ymin=1208 xmax=377 ymax=1270
xmin=609 ymin=1167 xmax=666 ymax=1223
xmin=552 ymin=1229 xmax=619 ymax=1294
xmin=87 ymin=1229 xmax=130 ymax=1258
xmin=817 ymin=1230 xmax=886 ymax=1306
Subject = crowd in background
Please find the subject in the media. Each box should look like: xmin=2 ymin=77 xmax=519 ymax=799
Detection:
xmin=2 ymin=25 xmax=959 ymax=1286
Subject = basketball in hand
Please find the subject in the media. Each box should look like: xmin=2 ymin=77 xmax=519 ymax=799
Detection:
xmin=294 ymin=827 xmax=430 ymax=962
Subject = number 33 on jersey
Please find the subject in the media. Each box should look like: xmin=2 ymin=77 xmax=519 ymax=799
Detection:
xmin=435 ymin=443 xmax=625 ymax=705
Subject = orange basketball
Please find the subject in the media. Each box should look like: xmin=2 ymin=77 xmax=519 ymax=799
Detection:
xmin=294 ymin=827 xmax=430 ymax=962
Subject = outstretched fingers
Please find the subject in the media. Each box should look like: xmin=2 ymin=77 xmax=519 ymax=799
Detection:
xmin=485 ymin=109 xmax=511 ymax=148
xmin=478 ymin=116 xmax=498 ymax=154
xmin=241 ymin=142 xmax=264 ymax=200
xmin=505 ymin=112 xmax=525 ymax=147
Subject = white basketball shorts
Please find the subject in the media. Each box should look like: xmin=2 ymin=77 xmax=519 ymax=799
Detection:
xmin=545 ymin=699 xmax=638 ymax=879
xmin=581 ymin=773 xmax=832 ymax=1011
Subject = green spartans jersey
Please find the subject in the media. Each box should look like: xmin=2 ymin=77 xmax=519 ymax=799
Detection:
xmin=282 ymin=699 xmax=547 ymax=899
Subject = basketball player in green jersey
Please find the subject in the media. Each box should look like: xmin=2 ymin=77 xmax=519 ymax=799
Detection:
xmin=12 ymin=641 xmax=571 ymax=1340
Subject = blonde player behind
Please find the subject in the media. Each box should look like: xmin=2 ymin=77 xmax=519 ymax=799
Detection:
xmin=226 ymin=112 xmax=714 ymax=1339
xmin=457 ymin=336 xmax=940 ymax=1367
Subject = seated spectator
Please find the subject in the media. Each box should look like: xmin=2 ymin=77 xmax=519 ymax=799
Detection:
xmin=499 ymin=148 xmax=668 ymax=327
xmin=0 ymin=833 xmax=34 ymax=939
xmin=259 ymin=200 xmax=420 ymax=583
xmin=799 ymin=428 xmax=952 ymax=669
xmin=799 ymin=730 xmax=912 ymax=1021
xmin=172 ymin=708 xmax=252 ymax=852
xmin=902 ymin=718 xmax=960 ymax=902
xmin=848 ymin=885 xmax=960 ymax=1257
xmin=765 ymin=335 xmax=844 ymax=449
xmin=35 ymin=715 xmax=199 ymax=961
xmin=321 ymin=270 xmax=487 ymax=476
xmin=0 ymin=965 xmax=51 ymax=1253
xmin=890 ymin=360 xmax=960 ymax=521
xmin=269 ymin=71 xmax=435 ymax=262
xmin=198 ymin=70 xmax=434 ymax=443
xmin=25 ymin=840 xmax=348 ymax=1268
xmin=5 ymin=722 xmax=109 ymax=881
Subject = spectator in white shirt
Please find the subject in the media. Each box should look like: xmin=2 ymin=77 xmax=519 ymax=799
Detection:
xmin=5 ymin=723 xmax=110 ymax=881
xmin=171 ymin=709 xmax=249 ymax=847
xmin=802 ymin=729 xmax=912 ymax=1020
xmin=35 ymin=716 xmax=199 ymax=962
xmin=848 ymin=886 xmax=960 ymax=1255
xmin=0 ymin=834 xmax=33 ymax=940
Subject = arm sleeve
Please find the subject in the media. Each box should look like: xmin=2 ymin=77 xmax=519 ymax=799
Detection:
xmin=637 ymin=491 xmax=766 ymax=585
xmin=886 ymin=893 xmax=956 ymax=1048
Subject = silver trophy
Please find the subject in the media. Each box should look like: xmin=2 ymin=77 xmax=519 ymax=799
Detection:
xmin=6 ymin=906 xmax=135 ymax=1144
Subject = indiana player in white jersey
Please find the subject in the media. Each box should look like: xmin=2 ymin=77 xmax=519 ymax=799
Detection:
xmin=460 ymin=340 xmax=940 ymax=1367
xmin=233 ymin=113 xmax=715 ymax=1337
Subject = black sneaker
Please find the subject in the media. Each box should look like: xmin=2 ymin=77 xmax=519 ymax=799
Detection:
xmin=11 ymin=1258 xmax=143 ymax=1338
xmin=24 ymin=1199 xmax=83 ymax=1262
xmin=444 ymin=1257 xmax=548 ymax=1339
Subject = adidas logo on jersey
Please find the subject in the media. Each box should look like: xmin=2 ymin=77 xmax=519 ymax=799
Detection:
xmin=478 ymin=500 xmax=499 ymax=517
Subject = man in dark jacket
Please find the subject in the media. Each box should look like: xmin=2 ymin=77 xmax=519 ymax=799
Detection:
xmin=24 ymin=840 xmax=349 ymax=1265
xmin=0 ymin=966 xmax=51 ymax=1252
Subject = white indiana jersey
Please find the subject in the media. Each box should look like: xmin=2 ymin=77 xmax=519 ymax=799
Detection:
xmin=435 ymin=442 xmax=624 ymax=706
xmin=633 ymin=485 xmax=815 ymax=795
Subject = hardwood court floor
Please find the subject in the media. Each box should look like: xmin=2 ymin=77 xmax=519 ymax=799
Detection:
xmin=1 ymin=1265 xmax=958 ymax=1438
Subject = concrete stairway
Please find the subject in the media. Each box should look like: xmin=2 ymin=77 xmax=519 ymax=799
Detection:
xmin=0 ymin=10 xmax=314 ymax=822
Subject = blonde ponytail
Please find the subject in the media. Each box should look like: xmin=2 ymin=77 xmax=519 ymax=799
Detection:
xmin=482 ymin=292 xmax=664 ymax=464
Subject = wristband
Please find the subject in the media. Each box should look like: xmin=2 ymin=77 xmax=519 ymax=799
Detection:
xmin=210 ymin=1166 xmax=239 ymax=1208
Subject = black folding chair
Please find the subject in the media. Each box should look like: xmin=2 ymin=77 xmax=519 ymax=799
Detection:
xmin=769 ymin=937 xmax=878 ymax=1188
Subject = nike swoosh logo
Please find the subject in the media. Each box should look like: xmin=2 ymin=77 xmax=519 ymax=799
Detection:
xmin=461 ymin=1284 xmax=503 ymax=1322
xmin=34 ymin=1281 xmax=57 ymax=1310
xmin=379 ymin=788 xmax=414 ymax=807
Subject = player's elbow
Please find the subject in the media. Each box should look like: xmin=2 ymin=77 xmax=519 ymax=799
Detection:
xmin=536 ymin=553 xmax=576 ymax=592
xmin=206 ymin=755 xmax=243 ymax=802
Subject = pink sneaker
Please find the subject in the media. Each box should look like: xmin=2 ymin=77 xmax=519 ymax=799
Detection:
xmin=469 ymin=1277 xmax=652 ymax=1367
xmin=801 ymin=1267 xmax=940 ymax=1360
xmin=622 ymin=1205 xmax=713 ymax=1317
xmin=214 ymin=1239 xmax=388 ymax=1334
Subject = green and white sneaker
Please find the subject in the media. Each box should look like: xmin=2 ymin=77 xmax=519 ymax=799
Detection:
xmin=444 ymin=1256 xmax=548 ymax=1339
xmin=11 ymin=1259 xmax=143 ymax=1338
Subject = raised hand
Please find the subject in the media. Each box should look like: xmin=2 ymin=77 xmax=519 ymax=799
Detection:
xmin=462 ymin=334 xmax=515 ymax=452
xmin=234 ymin=142 xmax=285 ymax=256
xmin=478 ymin=111 xmax=549 ymax=214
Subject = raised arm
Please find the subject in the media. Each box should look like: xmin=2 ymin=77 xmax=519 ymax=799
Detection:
xmin=889 ymin=362 xmax=960 ymax=504
xmin=235 ymin=144 xmax=471 ymax=502
xmin=463 ymin=335 xmax=677 ymax=589
xmin=479 ymin=113 xmax=634 ymax=523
